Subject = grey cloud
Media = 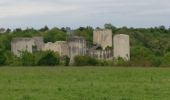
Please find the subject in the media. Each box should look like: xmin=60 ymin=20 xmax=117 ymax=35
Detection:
xmin=0 ymin=0 xmax=170 ymax=29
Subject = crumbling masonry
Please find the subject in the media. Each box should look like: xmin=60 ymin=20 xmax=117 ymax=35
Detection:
xmin=11 ymin=29 xmax=130 ymax=62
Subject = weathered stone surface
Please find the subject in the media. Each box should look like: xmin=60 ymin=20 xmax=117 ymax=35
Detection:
xmin=93 ymin=29 xmax=112 ymax=49
xmin=113 ymin=34 xmax=130 ymax=60
xmin=68 ymin=36 xmax=87 ymax=64
xmin=33 ymin=37 xmax=44 ymax=51
xmin=11 ymin=38 xmax=35 ymax=56
xmin=88 ymin=49 xmax=113 ymax=60
xmin=42 ymin=41 xmax=69 ymax=56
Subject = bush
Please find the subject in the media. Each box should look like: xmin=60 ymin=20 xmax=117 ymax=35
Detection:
xmin=161 ymin=52 xmax=170 ymax=67
xmin=37 ymin=51 xmax=60 ymax=66
xmin=152 ymin=56 xmax=161 ymax=67
xmin=97 ymin=60 xmax=113 ymax=66
xmin=74 ymin=55 xmax=98 ymax=66
xmin=20 ymin=51 xmax=35 ymax=66
xmin=0 ymin=51 xmax=6 ymax=66
xmin=60 ymin=56 xmax=70 ymax=66
xmin=63 ymin=56 xmax=70 ymax=66
xmin=113 ymin=57 xmax=130 ymax=66
xmin=130 ymin=46 xmax=155 ymax=66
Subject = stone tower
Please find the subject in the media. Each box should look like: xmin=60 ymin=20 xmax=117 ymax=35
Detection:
xmin=93 ymin=29 xmax=112 ymax=49
xmin=68 ymin=36 xmax=87 ymax=64
xmin=113 ymin=34 xmax=130 ymax=60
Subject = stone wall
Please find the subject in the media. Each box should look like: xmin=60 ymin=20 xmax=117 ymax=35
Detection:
xmin=42 ymin=41 xmax=69 ymax=56
xmin=113 ymin=34 xmax=130 ymax=60
xmin=93 ymin=29 xmax=113 ymax=49
xmin=11 ymin=38 xmax=35 ymax=56
xmin=88 ymin=49 xmax=113 ymax=60
xmin=33 ymin=37 xmax=44 ymax=51
xmin=68 ymin=36 xmax=87 ymax=64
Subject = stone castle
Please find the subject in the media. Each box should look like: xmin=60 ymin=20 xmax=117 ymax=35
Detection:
xmin=11 ymin=29 xmax=130 ymax=63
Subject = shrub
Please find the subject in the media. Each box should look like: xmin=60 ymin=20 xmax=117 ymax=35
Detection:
xmin=74 ymin=55 xmax=98 ymax=66
xmin=113 ymin=57 xmax=130 ymax=66
xmin=63 ymin=56 xmax=70 ymax=66
xmin=20 ymin=51 xmax=35 ymax=66
xmin=161 ymin=52 xmax=170 ymax=67
xmin=37 ymin=51 xmax=60 ymax=66
xmin=0 ymin=51 xmax=6 ymax=66
xmin=130 ymin=46 xmax=155 ymax=66
xmin=97 ymin=60 xmax=113 ymax=66
xmin=60 ymin=55 xmax=70 ymax=66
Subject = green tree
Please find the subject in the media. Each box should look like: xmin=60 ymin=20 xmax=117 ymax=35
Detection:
xmin=39 ymin=25 xmax=49 ymax=32
xmin=43 ymin=28 xmax=67 ymax=43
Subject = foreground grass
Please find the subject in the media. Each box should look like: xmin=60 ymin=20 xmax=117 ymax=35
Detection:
xmin=0 ymin=67 xmax=170 ymax=100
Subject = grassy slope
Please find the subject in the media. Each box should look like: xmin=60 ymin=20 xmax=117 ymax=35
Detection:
xmin=0 ymin=67 xmax=170 ymax=100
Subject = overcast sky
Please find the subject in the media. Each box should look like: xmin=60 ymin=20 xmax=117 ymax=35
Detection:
xmin=0 ymin=0 xmax=170 ymax=29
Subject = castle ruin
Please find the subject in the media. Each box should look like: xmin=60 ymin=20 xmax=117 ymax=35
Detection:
xmin=11 ymin=29 xmax=130 ymax=62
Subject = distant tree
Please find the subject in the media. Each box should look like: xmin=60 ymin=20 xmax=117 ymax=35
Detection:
xmin=159 ymin=25 xmax=166 ymax=31
xmin=104 ymin=23 xmax=113 ymax=29
xmin=6 ymin=28 xmax=11 ymax=33
xmin=39 ymin=25 xmax=49 ymax=32
xmin=43 ymin=27 xmax=67 ymax=43
xmin=78 ymin=27 xmax=86 ymax=31
xmin=96 ymin=27 xmax=101 ymax=30
xmin=104 ymin=23 xmax=117 ymax=33
xmin=75 ymin=27 xmax=93 ymax=44
xmin=0 ymin=28 xmax=6 ymax=33
xmin=61 ymin=27 xmax=66 ymax=32
xmin=14 ymin=28 xmax=22 ymax=32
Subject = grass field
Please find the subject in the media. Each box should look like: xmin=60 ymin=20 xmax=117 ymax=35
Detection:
xmin=0 ymin=67 xmax=170 ymax=100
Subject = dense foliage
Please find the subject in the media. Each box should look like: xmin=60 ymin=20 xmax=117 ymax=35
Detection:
xmin=1 ymin=24 xmax=170 ymax=66
xmin=37 ymin=51 xmax=60 ymax=66
xmin=74 ymin=55 xmax=98 ymax=66
xmin=0 ymin=50 xmax=6 ymax=65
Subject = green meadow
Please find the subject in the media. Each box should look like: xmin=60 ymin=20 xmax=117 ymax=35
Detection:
xmin=0 ymin=67 xmax=170 ymax=100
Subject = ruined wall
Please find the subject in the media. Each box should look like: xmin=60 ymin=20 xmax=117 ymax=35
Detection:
xmin=42 ymin=41 xmax=69 ymax=56
xmin=33 ymin=37 xmax=44 ymax=50
xmin=11 ymin=38 xmax=35 ymax=56
xmin=113 ymin=34 xmax=130 ymax=60
xmin=93 ymin=29 xmax=113 ymax=49
xmin=68 ymin=36 xmax=87 ymax=64
xmin=88 ymin=49 xmax=113 ymax=60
